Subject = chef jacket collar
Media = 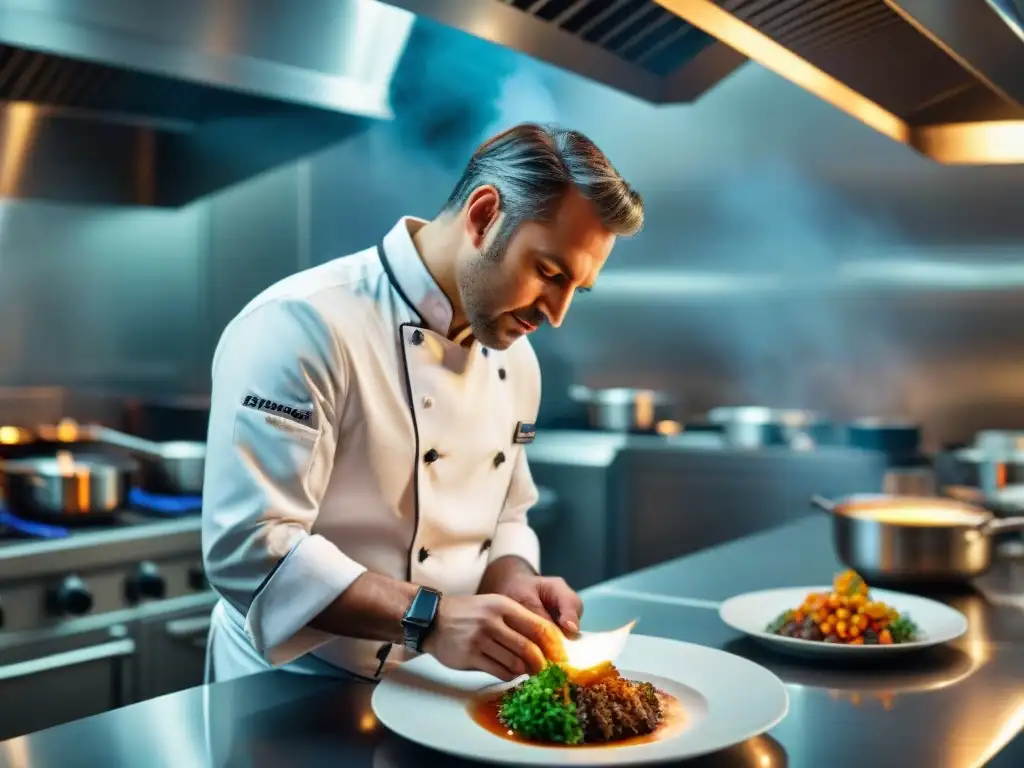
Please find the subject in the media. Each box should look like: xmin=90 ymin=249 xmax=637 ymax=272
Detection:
xmin=381 ymin=216 xmax=459 ymax=338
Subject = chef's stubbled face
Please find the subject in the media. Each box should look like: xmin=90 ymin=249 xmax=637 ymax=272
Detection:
xmin=458 ymin=191 xmax=615 ymax=350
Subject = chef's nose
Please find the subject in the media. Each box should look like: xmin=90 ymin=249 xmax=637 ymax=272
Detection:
xmin=540 ymin=285 xmax=574 ymax=329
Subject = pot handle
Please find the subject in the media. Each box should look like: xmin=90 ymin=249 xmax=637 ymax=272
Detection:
xmin=810 ymin=495 xmax=837 ymax=513
xmin=981 ymin=517 xmax=1024 ymax=536
xmin=89 ymin=426 xmax=165 ymax=459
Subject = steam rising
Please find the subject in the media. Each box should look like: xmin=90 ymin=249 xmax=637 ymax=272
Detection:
xmin=386 ymin=18 xmax=560 ymax=169
xmin=689 ymin=163 xmax=910 ymax=417
xmin=373 ymin=19 xmax=918 ymax=420
xmin=564 ymin=160 xmax=924 ymax=420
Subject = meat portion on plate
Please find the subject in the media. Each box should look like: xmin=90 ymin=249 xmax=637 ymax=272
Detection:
xmin=494 ymin=661 xmax=666 ymax=746
xmin=575 ymin=675 xmax=663 ymax=742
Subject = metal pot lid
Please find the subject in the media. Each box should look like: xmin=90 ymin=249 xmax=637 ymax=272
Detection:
xmin=847 ymin=418 xmax=920 ymax=430
xmin=2 ymin=451 xmax=137 ymax=475
xmin=571 ymin=386 xmax=673 ymax=406
xmin=708 ymin=406 xmax=823 ymax=426
xmin=973 ymin=431 xmax=1024 ymax=455
xmin=158 ymin=441 xmax=206 ymax=458
xmin=953 ymin=447 xmax=1024 ymax=464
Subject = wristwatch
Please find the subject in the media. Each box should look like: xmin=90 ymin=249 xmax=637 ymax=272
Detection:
xmin=401 ymin=586 xmax=442 ymax=653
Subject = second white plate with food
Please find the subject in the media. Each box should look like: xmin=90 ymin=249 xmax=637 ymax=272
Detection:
xmin=719 ymin=575 xmax=968 ymax=658
xmin=371 ymin=633 xmax=788 ymax=765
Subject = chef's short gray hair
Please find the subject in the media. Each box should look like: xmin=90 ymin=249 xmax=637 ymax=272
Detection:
xmin=443 ymin=123 xmax=644 ymax=250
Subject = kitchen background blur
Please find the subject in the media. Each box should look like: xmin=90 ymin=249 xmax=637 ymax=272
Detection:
xmin=1 ymin=0 xmax=1023 ymax=741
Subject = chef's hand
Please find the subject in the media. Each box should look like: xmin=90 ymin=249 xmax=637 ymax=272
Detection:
xmin=479 ymin=556 xmax=583 ymax=636
xmin=421 ymin=594 xmax=565 ymax=682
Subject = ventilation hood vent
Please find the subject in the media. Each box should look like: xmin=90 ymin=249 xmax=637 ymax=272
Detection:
xmin=0 ymin=0 xmax=414 ymax=206
xmin=391 ymin=0 xmax=1024 ymax=164
xmin=389 ymin=0 xmax=748 ymax=104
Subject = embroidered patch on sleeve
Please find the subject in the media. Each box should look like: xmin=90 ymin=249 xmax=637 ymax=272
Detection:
xmin=241 ymin=394 xmax=313 ymax=424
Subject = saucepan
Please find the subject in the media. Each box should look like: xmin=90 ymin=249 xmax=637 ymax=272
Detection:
xmin=90 ymin=426 xmax=205 ymax=496
xmin=1 ymin=450 xmax=136 ymax=521
xmin=707 ymin=407 xmax=834 ymax=449
xmin=935 ymin=430 xmax=1024 ymax=510
xmin=811 ymin=494 xmax=1024 ymax=585
xmin=569 ymin=386 xmax=677 ymax=433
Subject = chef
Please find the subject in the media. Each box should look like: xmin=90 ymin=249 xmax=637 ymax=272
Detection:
xmin=201 ymin=123 xmax=645 ymax=684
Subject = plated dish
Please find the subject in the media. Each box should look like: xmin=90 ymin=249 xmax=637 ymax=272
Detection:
xmin=472 ymin=660 xmax=680 ymax=747
xmin=371 ymin=632 xmax=788 ymax=765
xmin=719 ymin=571 xmax=968 ymax=658
xmin=766 ymin=569 xmax=918 ymax=645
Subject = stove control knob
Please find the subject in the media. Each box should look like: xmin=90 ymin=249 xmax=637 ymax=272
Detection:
xmin=188 ymin=564 xmax=208 ymax=591
xmin=126 ymin=561 xmax=167 ymax=603
xmin=49 ymin=575 xmax=93 ymax=617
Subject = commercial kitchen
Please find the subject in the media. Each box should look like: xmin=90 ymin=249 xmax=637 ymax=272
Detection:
xmin=1 ymin=0 xmax=1024 ymax=766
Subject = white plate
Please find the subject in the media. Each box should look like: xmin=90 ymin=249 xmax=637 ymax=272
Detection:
xmin=371 ymin=634 xmax=788 ymax=765
xmin=719 ymin=586 xmax=969 ymax=658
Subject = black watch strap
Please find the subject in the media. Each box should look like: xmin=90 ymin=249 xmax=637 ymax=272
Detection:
xmin=401 ymin=586 xmax=442 ymax=653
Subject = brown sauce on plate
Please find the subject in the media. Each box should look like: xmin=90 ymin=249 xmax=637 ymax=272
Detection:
xmin=467 ymin=690 xmax=686 ymax=748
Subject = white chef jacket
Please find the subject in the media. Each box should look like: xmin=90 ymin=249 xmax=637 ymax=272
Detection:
xmin=201 ymin=216 xmax=542 ymax=682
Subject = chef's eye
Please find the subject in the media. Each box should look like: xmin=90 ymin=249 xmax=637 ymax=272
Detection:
xmin=537 ymin=264 xmax=559 ymax=281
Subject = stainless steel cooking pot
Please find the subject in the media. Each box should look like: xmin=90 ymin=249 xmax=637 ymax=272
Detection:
xmin=811 ymin=494 xmax=1024 ymax=584
xmin=1 ymin=451 xmax=135 ymax=520
xmin=946 ymin=442 xmax=1024 ymax=493
xmin=91 ymin=426 xmax=205 ymax=495
xmin=569 ymin=386 xmax=676 ymax=433
xmin=707 ymin=406 xmax=833 ymax=449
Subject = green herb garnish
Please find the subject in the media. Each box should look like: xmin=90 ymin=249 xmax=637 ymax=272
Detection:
xmin=766 ymin=610 xmax=795 ymax=634
xmin=498 ymin=664 xmax=583 ymax=745
xmin=888 ymin=614 xmax=919 ymax=643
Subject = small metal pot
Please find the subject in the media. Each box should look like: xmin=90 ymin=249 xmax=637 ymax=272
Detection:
xmin=934 ymin=431 xmax=1024 ymax=510
xmin=844 ymin=418 xmax=922 ymax=457
xmin=811 ymin=494 xmax=1024 ymax=584
xmin=91 ymin=427 xmax=205 ymax=496
xmin=944 ymin=448 xmax=1024 ymax=492
xmin=845 ymin=420 xmax=936 ymax=496
xmin=569 ymin=386 xmax=676 ymax=433
xmin=1 ymin=452 xmax=135 ymax=520
xmin=707 ymin=407 xmax=833 ymax=449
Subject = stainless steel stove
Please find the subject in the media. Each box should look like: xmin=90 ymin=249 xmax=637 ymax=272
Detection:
xmin=0 ymin=493 xmax=212 ymax=740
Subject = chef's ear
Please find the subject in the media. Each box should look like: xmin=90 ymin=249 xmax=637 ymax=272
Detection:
xmin=463 ymin=185 xmax=502 ymax=247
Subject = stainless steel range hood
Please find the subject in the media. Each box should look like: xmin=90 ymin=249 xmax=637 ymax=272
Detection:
xmin=388 ymin=0 xmax=748 ymax=105
xmin=653 ymin=0 xmax=1024 ymax=164
xmin=389 ymin=0 xmax=1024 ymax=164
xmin=0 ymin=0 xmax=414 ymax=206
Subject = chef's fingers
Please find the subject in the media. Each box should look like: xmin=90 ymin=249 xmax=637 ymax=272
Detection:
xmin=480 ymin=638 xmax=528 ymax=680
xmin=489 ymin=620 xmax=546 ymax=675
xmin=501 ymin=601 xmax=567 ymax=664
xmin=556 ymin=592 xmax=583 ymax=635
xmin=473 ymin=651 xmax=519 ymax=683
xmin=539 ymin=577 xmax=583 ymax=635
xmin=516 ymin=593 xmax=557 ymax=624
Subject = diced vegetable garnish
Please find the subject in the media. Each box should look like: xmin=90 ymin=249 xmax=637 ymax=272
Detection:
xmin=766 ymin=570 xmax=920 ymax=645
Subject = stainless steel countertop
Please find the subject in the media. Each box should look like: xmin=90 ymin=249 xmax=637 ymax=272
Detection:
xmin=2 ymin=516 xmax=1022 ymax=767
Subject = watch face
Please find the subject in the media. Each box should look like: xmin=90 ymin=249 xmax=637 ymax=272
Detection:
xmin=405 ymin=588 xmax=440 ymax=627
